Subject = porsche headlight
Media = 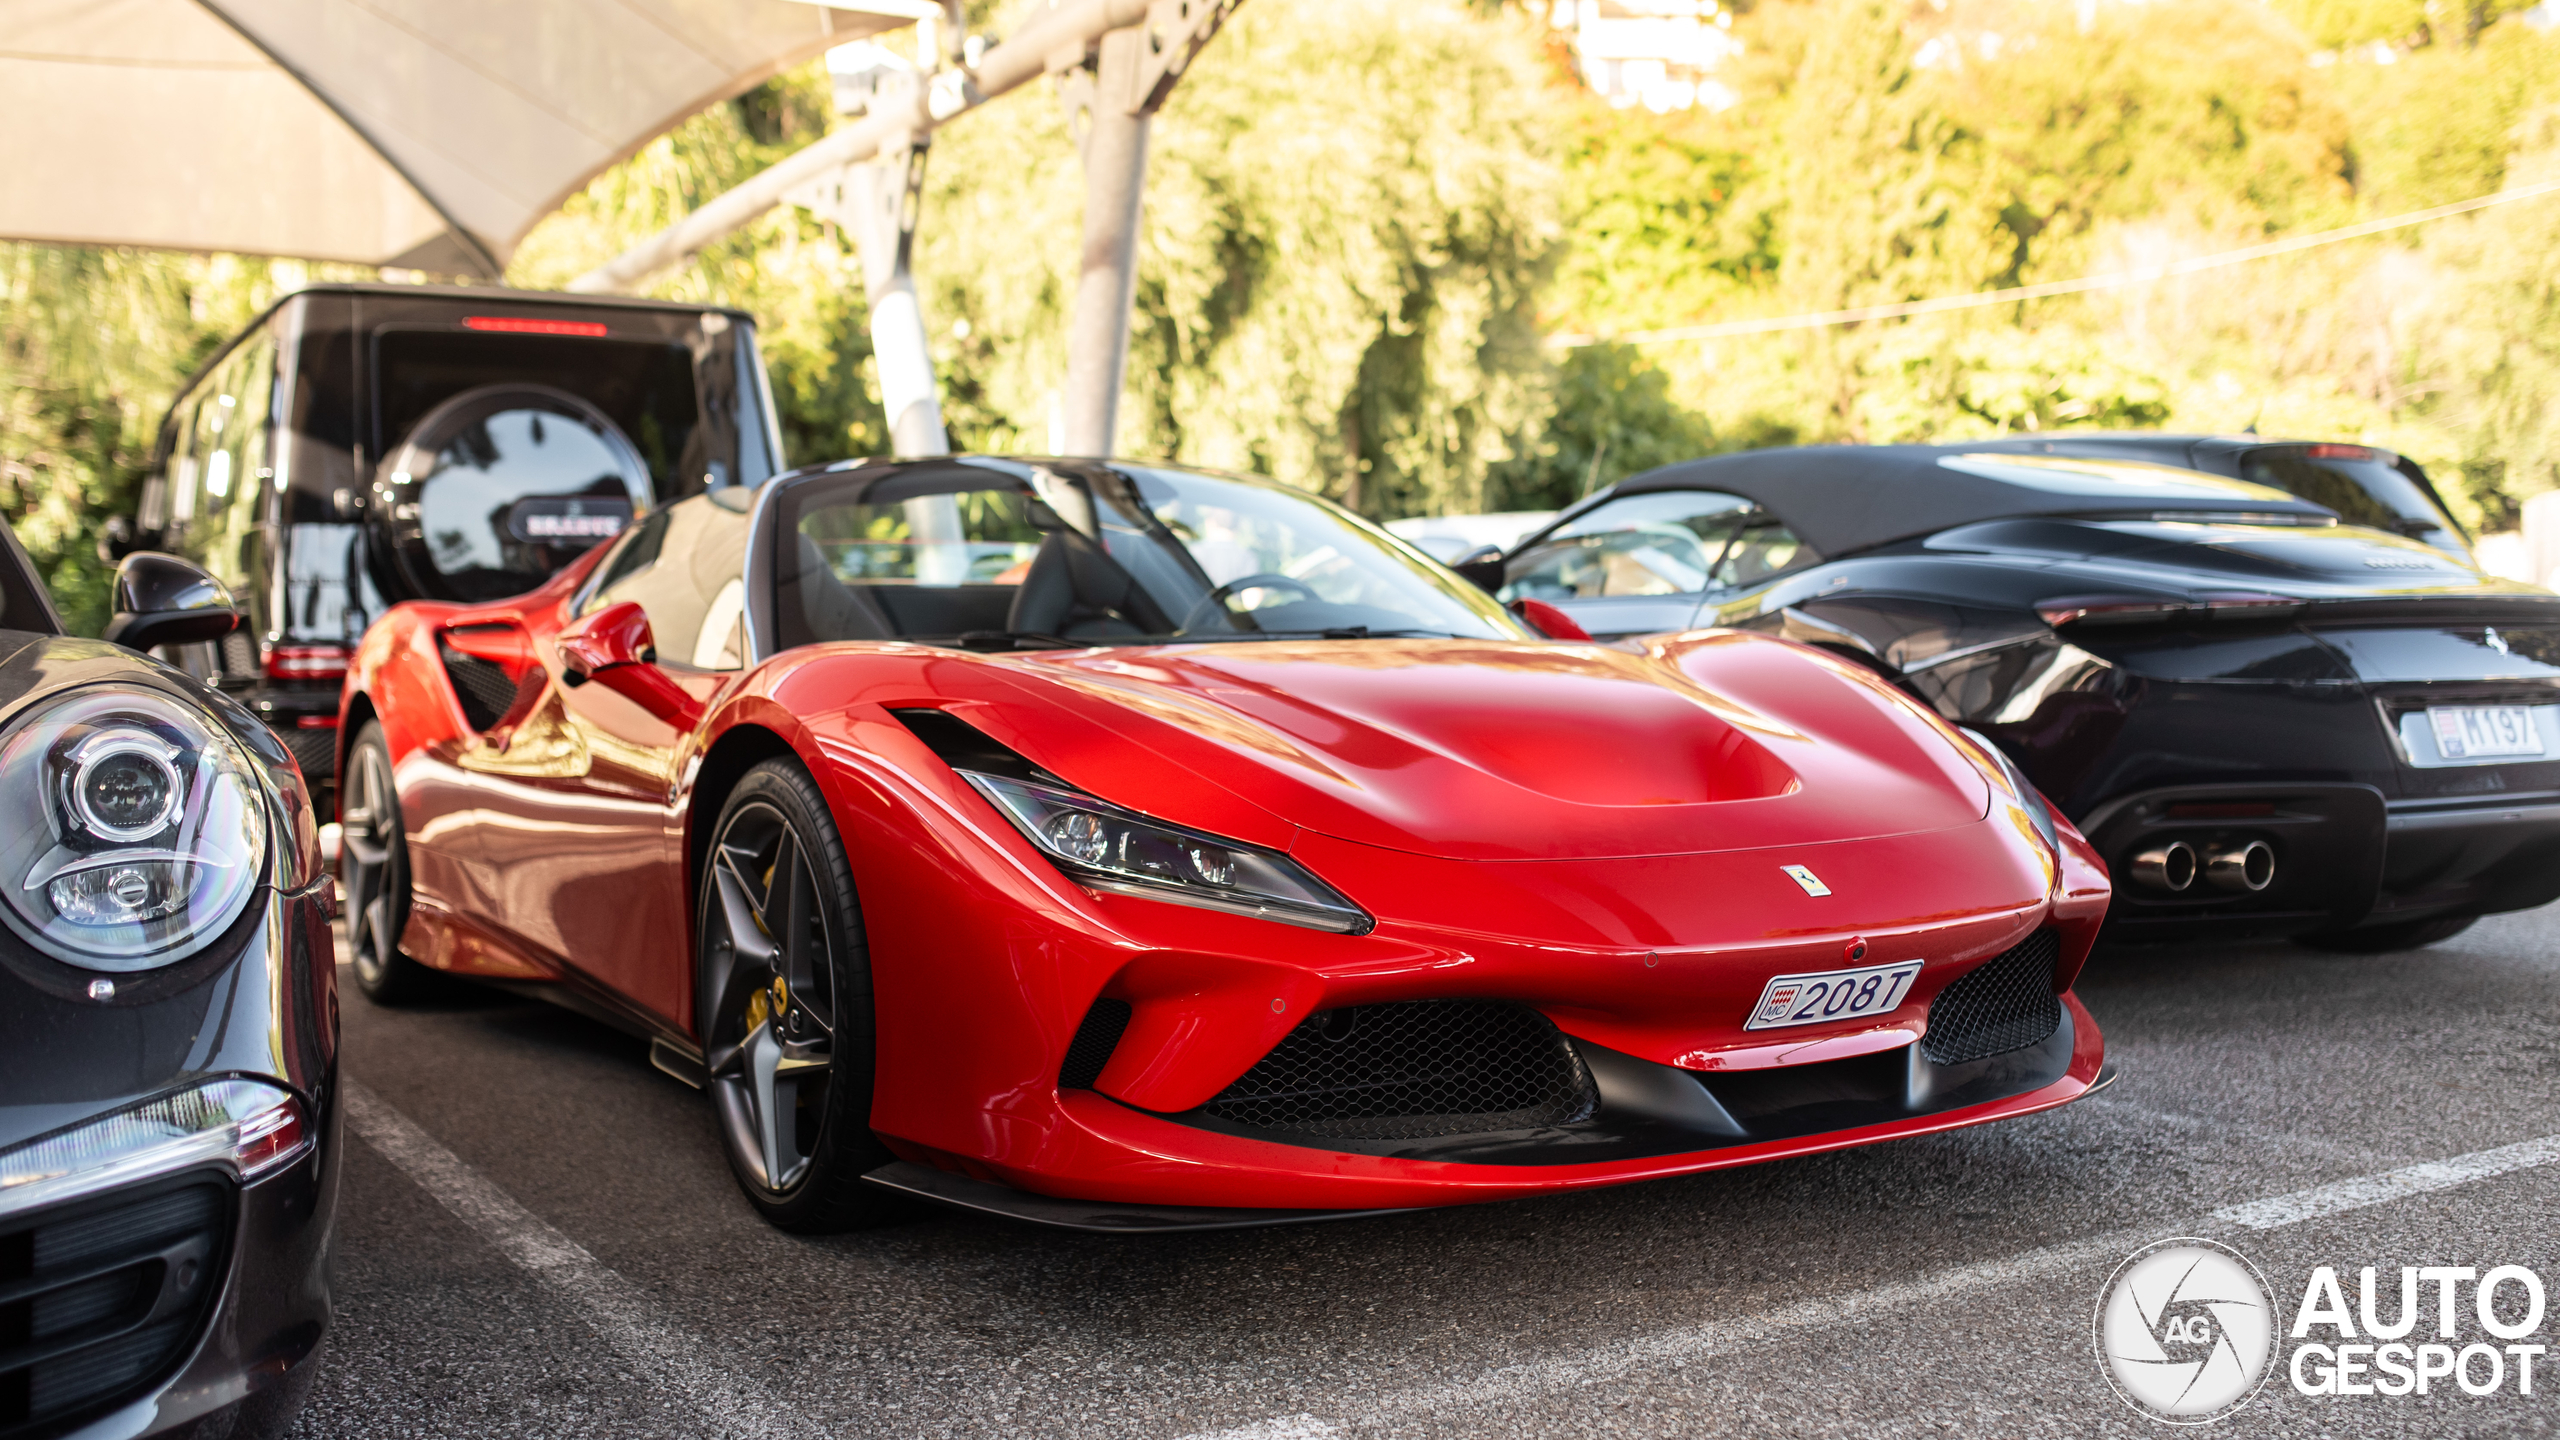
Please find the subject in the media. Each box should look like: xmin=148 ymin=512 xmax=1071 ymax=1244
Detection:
xmin=0 ymin=688 xmax=268 ymax=970
xmin=962 ymin=771 xmax=1371 ymax=934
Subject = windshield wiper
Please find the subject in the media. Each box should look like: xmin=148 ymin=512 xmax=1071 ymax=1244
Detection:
xmin=1211 ymin=626 xmax=1460 ymax=640
xmin=952 ymin=631 xmax=1088 ymax=651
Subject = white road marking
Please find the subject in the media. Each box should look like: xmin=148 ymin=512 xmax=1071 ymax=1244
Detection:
xmin=1179 ymin=1129 xmax=2560 ymax=1439
xmin=342 ymin=1080 xmax=817 ymax=1440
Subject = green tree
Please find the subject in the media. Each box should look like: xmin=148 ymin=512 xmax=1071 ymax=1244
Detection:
xmin=0 ymin=248 xmax=297 ymax=634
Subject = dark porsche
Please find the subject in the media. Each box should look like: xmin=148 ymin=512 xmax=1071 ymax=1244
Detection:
xmin=1499 ymin=441 xmax=2560 ymax=950
xmin=0 ymin=539 xmax=335 ymax=1438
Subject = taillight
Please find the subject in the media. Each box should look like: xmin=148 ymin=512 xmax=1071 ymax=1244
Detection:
xmin=264 ymin=643 xmax=350 ymax=681
xmin=2304 ymin=443 xmax=2381 ymax=462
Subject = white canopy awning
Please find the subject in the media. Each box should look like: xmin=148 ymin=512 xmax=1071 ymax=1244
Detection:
xmin=0 ymin=0 xmax=918 ymax=277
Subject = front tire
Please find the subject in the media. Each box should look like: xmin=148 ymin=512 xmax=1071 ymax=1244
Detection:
xmin=698 ymin=759 xmax=902 ymax=1232
xmin=2296 ymin=912 xmax=2480 ymax=954
xmin=340 ymin=721 xmax=436 ymax=1004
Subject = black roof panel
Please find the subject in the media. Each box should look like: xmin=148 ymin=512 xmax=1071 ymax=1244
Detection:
xmin=1611 ymin=444 xmax=2336 ymax=558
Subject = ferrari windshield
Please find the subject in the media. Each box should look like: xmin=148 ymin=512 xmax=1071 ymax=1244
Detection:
xmin=771 ymin=460 xmax=1527 ymax=650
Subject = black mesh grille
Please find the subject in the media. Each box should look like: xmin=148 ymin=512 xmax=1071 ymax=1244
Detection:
xmin=439 ymin=644 xmax=519 ymax=731
xmin=1059 ymin=999 xmax=1132 ymax=1089
xmin=219 ymin=631 xmax=259 ymax=681
xmin=2 ymin=1182 xmax=227 ymax=1432
xmin=1205 ymin=1000 xmax=1597 ymax=1140
xmin=279 ymin=724 xmax=338 ymax=781
xmin=1921 ymin=929 xmax=2063 ymax=1066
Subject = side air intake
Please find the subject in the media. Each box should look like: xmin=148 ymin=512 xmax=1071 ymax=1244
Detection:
xmin=1058 ymin=999 xmax=1132 ymax=1089
xmin=0 ymin=1183 xmax=230 ymax=1433
xmin=438 ymin=642 xmax=521 ymax=732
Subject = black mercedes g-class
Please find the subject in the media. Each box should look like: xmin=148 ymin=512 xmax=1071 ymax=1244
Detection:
xmin=111 ymin=284 xmax=787 ymax=801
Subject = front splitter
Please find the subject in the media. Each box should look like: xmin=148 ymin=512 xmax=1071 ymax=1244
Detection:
xmin=861 ymin=1161 xmax=1423 ymax=1234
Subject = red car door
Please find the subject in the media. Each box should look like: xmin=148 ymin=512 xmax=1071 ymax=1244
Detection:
xmin=468 ymin=496 xmax=753 ymax=1029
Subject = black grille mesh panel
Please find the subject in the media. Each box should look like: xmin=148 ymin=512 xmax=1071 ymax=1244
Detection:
xmin=280 ymin=724 xmax=338 ymax=781
xmin=1922 ymin=929 xmax=2063 ymax=1066
xmin=1059 ymin=999 xmax=1132 ymax=1089
xmin=438 ymin=644 xmax=520 ymax=732
xmin=4 ymin=1183 xmax=224 ymax=1432
xmin=1205 ymin=1000 xmax=1597 ymax=1140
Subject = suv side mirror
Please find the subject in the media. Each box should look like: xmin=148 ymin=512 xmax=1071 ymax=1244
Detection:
xmin=1451 ymin=544 xmax=1506 ymax=595
xmin=556 ymin=600 xmax=701 ymax=730
xmin=103 ymin=552 xmax=241 ymax=652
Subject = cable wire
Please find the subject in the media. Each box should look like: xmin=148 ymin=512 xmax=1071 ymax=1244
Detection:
xmin=1549 ymin=178 xmax=2560 ymax=349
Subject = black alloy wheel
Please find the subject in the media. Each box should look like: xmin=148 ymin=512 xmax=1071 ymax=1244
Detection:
xmin=698 ymin=760 xmax=901 ymax=1231
xmin=2296 ymin=911 xmax=2480 ymax=954
xmin=341 ymin=721 xmax=435 ymax=1003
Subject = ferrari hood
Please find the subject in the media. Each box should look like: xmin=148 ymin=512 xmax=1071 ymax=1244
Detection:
xmin=964 ymin=636 xmax=1991 ymax=861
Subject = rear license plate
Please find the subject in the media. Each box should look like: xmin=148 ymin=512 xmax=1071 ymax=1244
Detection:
xmin=2428 ymin=705 xmax=2545 ymax=760
xmin=1745 ymin=960 xmax=1924 ymax=1031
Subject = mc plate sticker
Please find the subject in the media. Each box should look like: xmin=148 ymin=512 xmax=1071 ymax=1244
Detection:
xmin=1744 ymin=959 xmax=1924 ymax=1031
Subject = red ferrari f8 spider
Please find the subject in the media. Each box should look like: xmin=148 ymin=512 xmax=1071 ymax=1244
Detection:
xmin=339 ymin=457 xmax=2111 ymax=1231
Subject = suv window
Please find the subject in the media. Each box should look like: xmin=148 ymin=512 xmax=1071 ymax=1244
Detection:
xmin=582 ymin=490 xmax=755 ymax=669
xmin=376 ymin=330 xmax=703 ymax=499
xmin=1505 ymin=491 xmax=1813 ymax=600
xmin=165 ymin=333 xmax=278 ymax=624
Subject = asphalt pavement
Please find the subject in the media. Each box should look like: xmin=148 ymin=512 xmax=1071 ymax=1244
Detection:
xmin=289 ymin=906 xmax=2560 ymax=1439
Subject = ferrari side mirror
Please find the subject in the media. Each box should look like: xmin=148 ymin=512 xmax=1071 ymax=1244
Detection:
xmin=1451 ymin=544 xmax=1506 ymax=595
xmin=103 ymin=552 xmax=242 ymax=653
xmin=557 ymin=600 xmax=701 ymax=730
xmin=558 ymin=599 xmax=656 ymax=685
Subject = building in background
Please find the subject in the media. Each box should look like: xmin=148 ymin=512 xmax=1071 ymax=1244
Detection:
xmin=1548 ymin=0 xmax=1742 ymax=112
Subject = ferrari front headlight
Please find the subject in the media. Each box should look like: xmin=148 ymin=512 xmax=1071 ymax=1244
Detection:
xmin=0 ymin=687 xmax=268 ymax=970
xmin=1958 ymin=725 xmax=2061 ymax=854
xmin=962 ymin=771 xmax=1372 ymax=934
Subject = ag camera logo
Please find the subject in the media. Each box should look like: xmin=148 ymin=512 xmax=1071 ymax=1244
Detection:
xmin=2094 ymin=1238 xmax=2278 ymax=1424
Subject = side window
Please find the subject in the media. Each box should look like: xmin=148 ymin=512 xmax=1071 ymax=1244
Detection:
xmin=1503 ymin=491 xmax=1753 ymax=601
xmin=168 ymin=336 xmax=277 ymax=605
xmin=581 ymin=492 xmax=753 ymax=670
xmin=1712 ymin=511 xmax=1813 ymax=589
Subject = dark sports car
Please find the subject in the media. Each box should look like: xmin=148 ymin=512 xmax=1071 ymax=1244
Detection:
xmin=0 ymin=543 xmax=336 ymax=1437
xmin=1500 ymin=442 xmax=2560 ymax=950
xmin=340 ymin=455 xmax=2109 ymax=1232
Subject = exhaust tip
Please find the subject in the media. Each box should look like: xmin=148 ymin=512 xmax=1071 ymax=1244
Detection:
xmin=2206 ymin=839 xmax=2275 ymax=893
xmin=2129 ymin=841 xmax=2199 ymax=893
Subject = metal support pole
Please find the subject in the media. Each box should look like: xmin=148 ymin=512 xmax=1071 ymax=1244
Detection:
xmin=1054 ymin=0 xmax=1244 ymax=459
xmin=1058 ymin=28 xmax=1149 ymax=459
xmin=846 ymin=137 xmax=949 ymax=459
xmin=572 ymin=0 xmax=1162 ymax=296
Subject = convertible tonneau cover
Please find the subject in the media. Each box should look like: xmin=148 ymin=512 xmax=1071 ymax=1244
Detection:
xmin=1612 ymin=444 xmax=2337 ymax=560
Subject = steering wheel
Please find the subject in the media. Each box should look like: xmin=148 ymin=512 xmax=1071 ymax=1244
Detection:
xmin=1177 ymin=573 xmax=1322 ymax=634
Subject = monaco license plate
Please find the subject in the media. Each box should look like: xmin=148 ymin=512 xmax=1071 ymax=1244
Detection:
xmin=1745 ymin=960 xmax=1925 ymax=1032
xmin=2429 ymin=705 xmax=2545 ymax=760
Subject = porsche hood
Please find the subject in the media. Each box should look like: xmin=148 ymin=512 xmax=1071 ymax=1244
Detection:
xmin=957 ymin=634 xmax=1994 ymax=862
